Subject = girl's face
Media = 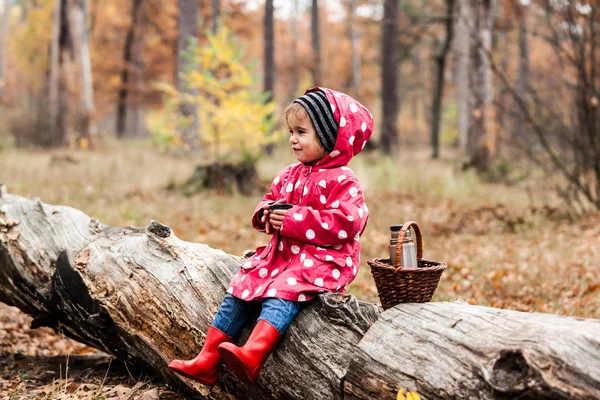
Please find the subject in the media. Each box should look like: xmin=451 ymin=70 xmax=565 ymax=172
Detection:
xmin=287 ymin=109 xmax=327 ymax=163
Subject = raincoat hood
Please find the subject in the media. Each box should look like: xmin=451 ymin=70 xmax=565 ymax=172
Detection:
xmin=304 ymin=87 xmax=374 ymax=169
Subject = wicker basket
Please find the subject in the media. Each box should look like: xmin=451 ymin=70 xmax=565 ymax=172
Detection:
xmin=367 ymin=221 xmax=447 ymax=310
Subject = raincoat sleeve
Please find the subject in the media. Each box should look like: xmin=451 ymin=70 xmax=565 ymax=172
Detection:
xmin=280 ymin=178 xmax=367 ymax=246
xmin=251 ymin=167 xmax=288 ymax=232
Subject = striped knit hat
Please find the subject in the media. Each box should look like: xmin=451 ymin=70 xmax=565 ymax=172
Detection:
xmin=293 ymin=90 xmax=339 ymax=153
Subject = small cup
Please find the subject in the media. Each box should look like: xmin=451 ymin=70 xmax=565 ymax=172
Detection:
xmin=268 ymin=203 xmax=293 ymax=211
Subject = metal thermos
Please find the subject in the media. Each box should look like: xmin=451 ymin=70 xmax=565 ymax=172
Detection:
xmin=389 ymin=225 xmax=418 ymax=268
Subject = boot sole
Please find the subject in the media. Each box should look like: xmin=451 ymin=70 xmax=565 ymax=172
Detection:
xmin=218 ymin=347 xmax=255 ymax=384
xmin=168 ymin=366 xmax=217 ymax=386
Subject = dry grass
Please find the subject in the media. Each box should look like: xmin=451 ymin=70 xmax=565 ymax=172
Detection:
xmin=1 ymin=139 xmax=598 ymax=318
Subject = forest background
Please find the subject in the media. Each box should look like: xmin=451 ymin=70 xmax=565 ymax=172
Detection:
xmin=0 ymin=0 xmax=599 ymax=398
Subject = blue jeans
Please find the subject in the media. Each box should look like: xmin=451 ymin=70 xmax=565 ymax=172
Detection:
xmin=212 ymin=293 xmax=301 ymax=338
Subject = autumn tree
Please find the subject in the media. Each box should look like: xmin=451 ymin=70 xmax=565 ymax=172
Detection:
xmin=311 ymin=0 xmax=321 ymax=85
xmin=149 ymin=28 xmax=276 ymax=194
xmin=212 ymin=0 xmax=220 ymax=34
xmin=380 ymin=0 xmax=400 ymax=154
xmin=513 ymin=0 xmax=529 ymax=141
xmin=492 ymin=2 xmax=600 ymax=211
xmin=0 ymin=0 xmax=8 ymax=102
xmin=431 ymin=0 xmax=455 ymax=159
xmin=264 ymin=0 xmax=274 ymax=102
xmin=176 ymin=0 xmax=199 ymax=150
xmin=464 ymin=0 xmax=493 ymax=171
xmin=48 ymin=0 xmax=96 ymax=147
xmin=116 ymin=0 xmax=146 ymax=138
xmin=346 ymin=0 xmax=361 ymax=98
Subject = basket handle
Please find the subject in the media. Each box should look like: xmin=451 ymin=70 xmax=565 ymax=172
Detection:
xmin=393 ymin=221 xmax=424 ymax=271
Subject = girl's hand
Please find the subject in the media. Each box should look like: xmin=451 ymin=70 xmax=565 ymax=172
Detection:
xmin=260 ymin=205 xmax=273 ymax=234
xmin=269 ymin=209 xmax=288 ymax=231
xmin=261 ymin=200 xmax=287 ymax=234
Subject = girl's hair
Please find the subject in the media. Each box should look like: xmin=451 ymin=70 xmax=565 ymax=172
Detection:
xmin=283 ymin=102 xmax=325 ymax=152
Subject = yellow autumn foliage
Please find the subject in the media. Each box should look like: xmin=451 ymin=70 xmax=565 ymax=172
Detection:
xmin=149 ymin=27 xmax=277 ymax=163
xmin=397 ymin=388 xmax=422 ymax=400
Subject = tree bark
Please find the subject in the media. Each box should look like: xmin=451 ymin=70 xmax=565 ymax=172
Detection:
xmin=288 ymin=0 xmax=299 ymax=100
xmin=344 ymin=302 xmax=600 ymax=400
xmin=0 ymin=0 xmax=8 ymax=102
xmin=453 ymin=0 xmax=469 ymax=150
xmin=513 ymin=1 xmax=529 ymax=141
xmin=466 ymin=0 xmax=492 ymax=171
xmin=311 ymin=0 xmax=321 ymax=86
xmin=176 ymin=0 xmax=199 ymax=150
xmin=264 ymin=0 xmax=274 ymax=103
xmin=52 ymin=0 xmax=72 ymax=148
xmin=380 ymin=0 xmax=400 ymax=155
xmin=347 ymin=0 xmax=361 ymax=98
xmin=430 ymin=0 xmax=455 ymax=159
xmin=116 ymin=0 xmax=144 ymax=138
xmin=211 ymin=0 xmax=220 ymax=34
xmin=1 ymin=188 xmax=599 ymax=399
xmin=70 ymin=0 xmax=96 ymax=145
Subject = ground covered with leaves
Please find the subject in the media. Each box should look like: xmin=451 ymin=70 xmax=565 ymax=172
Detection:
xmin=1 ymin=142 xmax=599 ymax=398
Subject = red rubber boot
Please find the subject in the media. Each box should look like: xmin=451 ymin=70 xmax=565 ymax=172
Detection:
xmin=218 ymin=320 xmax=281 ymax=384
xmin=168 ymin=326 xmax=232 ymax=385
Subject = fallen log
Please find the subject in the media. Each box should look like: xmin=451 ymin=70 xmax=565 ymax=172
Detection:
xmin=1 ymin=185 xmax=599 ymax=399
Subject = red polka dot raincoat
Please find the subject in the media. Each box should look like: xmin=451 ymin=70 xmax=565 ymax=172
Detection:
xmin=227 ymin=87 xmax=374 ymax=302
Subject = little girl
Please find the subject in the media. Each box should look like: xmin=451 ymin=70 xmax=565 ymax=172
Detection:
xmin=168 ymin=87 xmax=373 ymax=385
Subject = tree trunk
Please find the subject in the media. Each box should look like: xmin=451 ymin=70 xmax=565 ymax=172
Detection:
xmin=70 ymin=0 xmax=96 ymax=145
xmin=0 ymin=187 xmax=599 ymax=399
xmin=453 ymin=0 xmax=469 ymax=149
xmin=347 ymin=0 xmax=361 ymax=98
xmin=466 ymin=0 xmax=492 ymax=171
xmin=264 ymin=0 xmax=274 ymax=103
xmin=380 ymin=0 xmax=400 ymax=155
xmin=51 ymin=0 xmax=72 ymax=148
xmin=513 ymin=1 xmax=529 ymax=141
xmin=0 ymin=0 xmax=8 ymax=102
xmin=116 ymin=0 xmax=144 ymax=138
xmin=343 ymin=302 xmax=600 ymax=400
xmin=211 ymin=0 xmax=220 ymax=34
xmin=129 ymin=9 xmax=145 ymax=140
xmin=494 ymin=29 xmax=509 ymax=155
xmin=430 ymin=0 xmax=455 ymax=159
xmin=288 ymin=0 xmax=299 ymax=100
xmin=176 ymin=0 xmax=199 ymax=150
xmin=311 ymin=0 xmax=321 ymax=86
